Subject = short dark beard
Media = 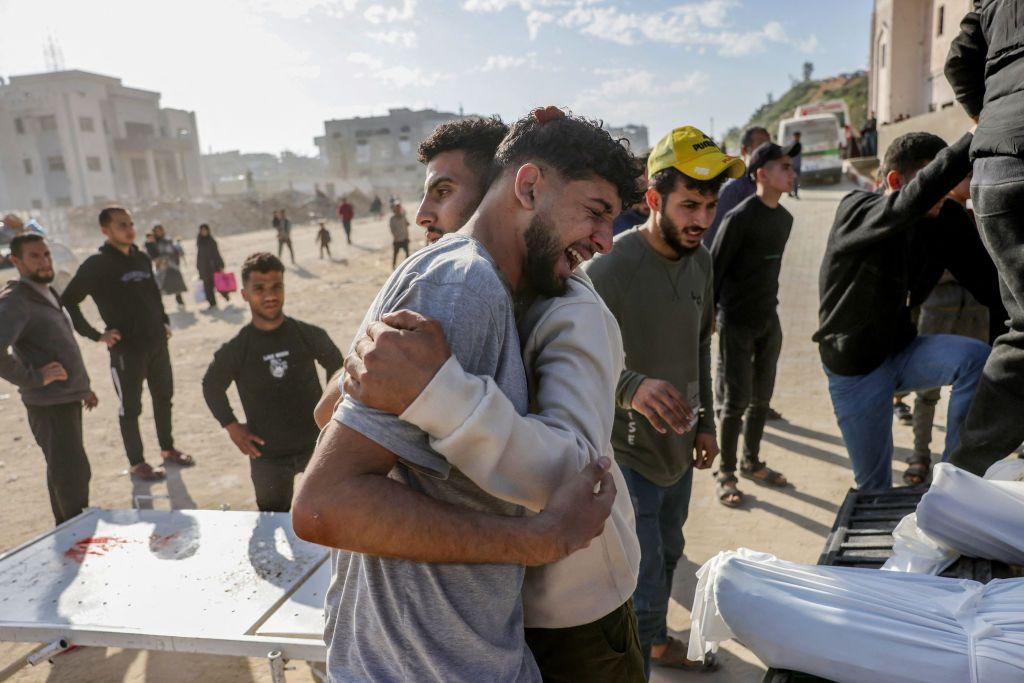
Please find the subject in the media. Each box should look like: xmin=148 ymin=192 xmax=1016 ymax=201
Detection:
xmin=658 ymin=212 xmax=701 ymax=257
xmin=26 ymin=271 xmax=55 ymax=284
xmin=523 ymin=212 xmax=568 ymax=298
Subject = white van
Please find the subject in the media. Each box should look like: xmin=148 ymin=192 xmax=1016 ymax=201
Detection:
xmin=778 ymin=114 xmax=844 ymax=185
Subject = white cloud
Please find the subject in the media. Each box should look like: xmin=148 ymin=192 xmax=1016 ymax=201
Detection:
xmin=368 ymin=29 xmax=418 ymax=47
xmin=250 ymin=0 xmax=361 ymax=19
xmin=347 ymin=51 xmax=442 ymax=88
xmin=797 ymin=34 xmax=821 ymax=54
xmin=375 ymin=65 xmax=442 ymax=88
xmin=348 ymin=52 xmax=384 ymax=68
xmin=526 ymin=10 xmax=556 ymax=39
xmin=462 ymin=0 xmax=578 ymax=11
xmin=364 ymin=0 xmax=416 ymax=24
xmin=481 ymin=53 xmax=534 ymax=71
xmin=571 ymin=67 xmax=710 ymax=126
xmin=465 ymin=0 xmax=817 ymax=55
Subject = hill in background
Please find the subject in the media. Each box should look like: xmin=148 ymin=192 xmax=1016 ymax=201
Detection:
xmin=723 ymin=71 xmax=868 ymax=152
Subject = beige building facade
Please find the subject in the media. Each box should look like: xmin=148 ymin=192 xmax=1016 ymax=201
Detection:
xmin=869 ymin=0 xmax=974 ymax=157
xmin=314 ymin=108 xmax=464 ymax=198
xmin=0 ymin=70 xmax=203 ymax=210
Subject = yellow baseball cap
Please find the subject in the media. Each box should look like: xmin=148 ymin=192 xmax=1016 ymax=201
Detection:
xmin=648 ymin=126 xmax=745 ymax=181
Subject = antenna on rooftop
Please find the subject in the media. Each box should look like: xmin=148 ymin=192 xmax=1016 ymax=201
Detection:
xmin=43 ymin=34 xmax=65 ymax=72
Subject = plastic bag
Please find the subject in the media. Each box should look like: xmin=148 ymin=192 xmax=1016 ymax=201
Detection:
xmin=882 ymin=512 xmax=959 ymax=574
xmin=214 ymin=271 xmax=237 ymax=293
xmin=192 ymin=279 xmax=206 ymax=304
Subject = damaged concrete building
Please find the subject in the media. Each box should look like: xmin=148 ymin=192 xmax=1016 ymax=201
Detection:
xmin=0 ymin=69 xmax=203 ymax=210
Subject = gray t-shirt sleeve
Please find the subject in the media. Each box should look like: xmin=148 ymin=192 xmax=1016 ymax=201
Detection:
xmin=333 ymin=276 xmax=506 ymax=478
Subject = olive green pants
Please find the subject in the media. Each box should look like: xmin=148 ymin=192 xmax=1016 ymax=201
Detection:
xmin=524 ymin=600 xmax=645 ymax=682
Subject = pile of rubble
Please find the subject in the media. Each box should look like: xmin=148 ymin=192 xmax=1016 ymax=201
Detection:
xmin=63 ymin=188 xmax=376 ymax=246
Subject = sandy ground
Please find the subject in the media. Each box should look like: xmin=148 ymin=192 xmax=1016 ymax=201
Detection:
xmin=0 ymin=183 xmax=946 ymax=682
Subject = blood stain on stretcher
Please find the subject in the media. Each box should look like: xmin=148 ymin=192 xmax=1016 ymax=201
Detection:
xmin=63 ymin=536 xmax=131 ymax=563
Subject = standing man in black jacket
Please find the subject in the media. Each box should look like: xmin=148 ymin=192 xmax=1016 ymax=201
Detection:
xmin=203 ymin=253 xmax=342 ymax=512
xmin=62 ymin=207 xmax=194 ymax=481
xmin=711 ymin=142 xmax=798 ymax=506
xmin=945 ymin=0 xmax=1024 ymax=476
xmin=813 ymin=132 xmax=1003 ymax=490
xmin=0 ymin=234 xmax=98 ymax=523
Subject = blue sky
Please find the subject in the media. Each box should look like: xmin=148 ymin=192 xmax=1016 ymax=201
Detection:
xmin=0 ymin=0 xmax=873 ymax=155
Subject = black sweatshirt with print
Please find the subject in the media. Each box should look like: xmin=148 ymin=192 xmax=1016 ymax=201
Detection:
xmin=62 ymin=243 xmax=169 ymax=348
xmin=202 ymin=317 xmax=343 ymax=457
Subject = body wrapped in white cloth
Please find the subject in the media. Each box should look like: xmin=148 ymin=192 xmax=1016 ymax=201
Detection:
xmin=689 ymin=549 xmax=1024 ymax=683
xmin=884 ymin=461 xmax=1024 ymax=574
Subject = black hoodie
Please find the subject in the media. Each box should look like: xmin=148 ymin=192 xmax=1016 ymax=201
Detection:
xmin=813 ymin=133 xmax=1004 ymax=376
xmin=62 ymin=243 xmax=169 ymax=348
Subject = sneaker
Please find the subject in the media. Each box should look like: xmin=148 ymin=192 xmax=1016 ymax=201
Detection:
xmin=766 ymin=406 xmax=784 ymax=421
xmin=893 ymin=400 xmax=913 ymax=426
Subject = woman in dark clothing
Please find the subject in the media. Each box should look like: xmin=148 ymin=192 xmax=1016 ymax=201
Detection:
xmin=196 ymin=223 xmax=229 ymax=309
xmin=149 ymin=224 xmax=188 ymax=307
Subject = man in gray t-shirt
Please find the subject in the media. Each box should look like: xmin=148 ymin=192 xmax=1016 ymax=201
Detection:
xmin=327 ymin=235 xmax=537 ymax=681
xmin=293 ymin=108 xmax=643 ymax=682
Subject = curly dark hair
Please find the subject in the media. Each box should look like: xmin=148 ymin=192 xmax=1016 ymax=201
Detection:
xmin=241 ymin=251 xmax=285 ymax=284
xmin=418 ymin=116 xmax=509 ymax=183
xmin=650 ymin=167 xmax=728 ymax=199
xmin=494 ymin=110 xmax=645 ymax=209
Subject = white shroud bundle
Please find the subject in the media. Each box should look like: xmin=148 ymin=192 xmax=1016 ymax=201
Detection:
xmin=916 ymin=462 xmax=1024 ymax=566
xmin=688 ymin=549 xmax=1024 ymax=683
xmin=884 ymin=460 xmax=1024 ymax=574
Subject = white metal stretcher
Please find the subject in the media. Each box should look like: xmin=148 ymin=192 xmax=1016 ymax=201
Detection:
xmin=0 ymin=508 xmax=331 ymax=682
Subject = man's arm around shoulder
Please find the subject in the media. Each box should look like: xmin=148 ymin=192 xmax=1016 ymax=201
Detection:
xmin=391 ymin=297 xmax=617 ymax=511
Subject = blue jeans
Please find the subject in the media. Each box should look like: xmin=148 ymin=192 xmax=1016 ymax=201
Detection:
xmin=825 ymin=334 xmax=989 ymax=490
xmin=620 ymin=465 xmax=694 ymax=679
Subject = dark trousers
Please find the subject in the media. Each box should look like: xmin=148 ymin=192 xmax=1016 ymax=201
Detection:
xmin=278 ymin=237 xmax=294 ymax=263
xmin=392 ymin=240 xmax=410 ymax=268
xmin=342 ymin=219 xmax=352 ymax=244
xmin=620 ymin=465 xmax=693 ymax=678
xmin=952 ymin=158 xmax=1024 ymax=475
xmin=525 ymin=600 xmax=645 ymax=683
xmin=200 ymin=274 xmax=230 ymax=308
xmin=249 ymin=449 xmax=313 ymax=512
xmin=110 ymin=343 xmax=174 ymax=466
xmin=26 ymin=402 xmax=91 ymax=525
xmin=717 ymin=313 xmax=783 ymax=473
xmin=319 ymin=243 xmax=331 ymax=259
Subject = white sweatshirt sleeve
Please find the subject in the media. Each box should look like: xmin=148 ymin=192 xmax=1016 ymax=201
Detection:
xmin=400 ymin=295 xmax=621 ymax=513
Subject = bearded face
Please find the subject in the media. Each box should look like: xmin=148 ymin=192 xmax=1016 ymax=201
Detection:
xmin=659 ymin=208 xmax=702 ymax=257
xmin=523 ymin=210 xmax=569 ymax=298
